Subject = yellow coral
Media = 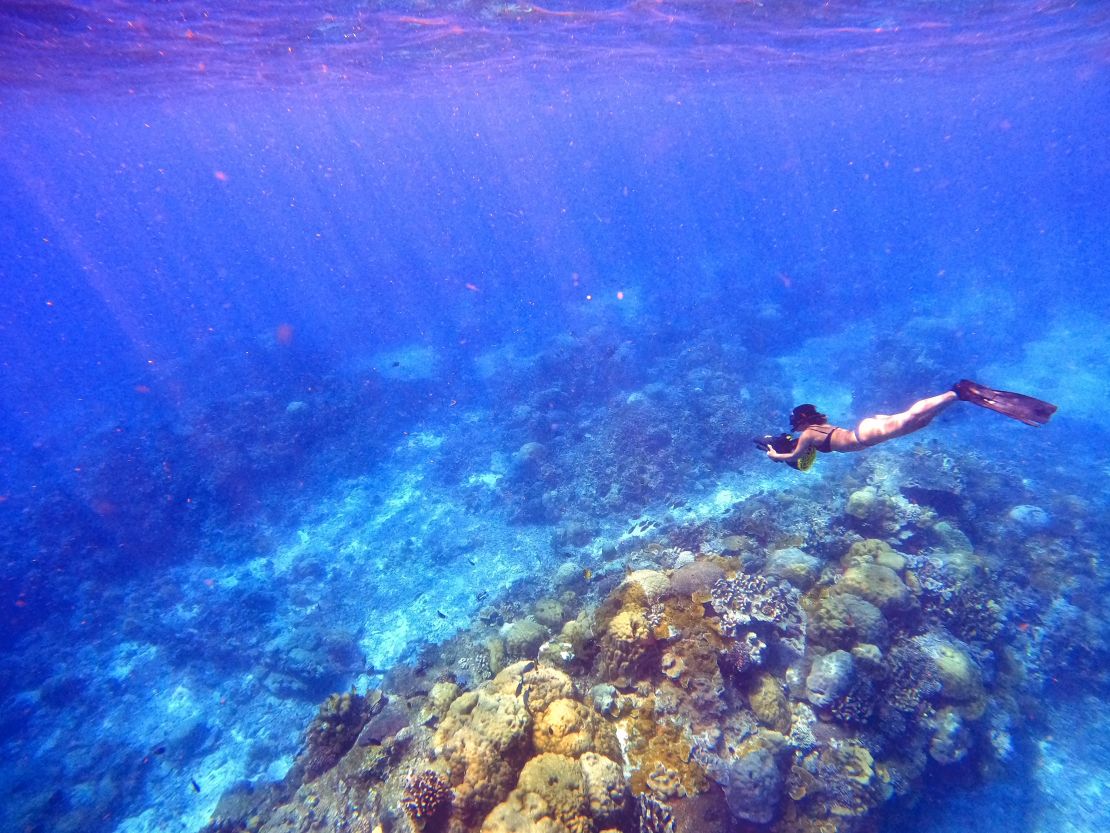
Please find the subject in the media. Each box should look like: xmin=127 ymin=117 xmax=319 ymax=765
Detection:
xmin=481 ymin=753 xmax=590 ymax=833
xmin=491 ymin=661 xmax=577 ymax=716
xmin=931 ymin=643 xmax=984 ymax=703
xmin=579 ymin=752 xmax=627 ymax=824
xmin=534 ymin=697 xmax=619 ymax=759
xmin=434 ymin=689 xmax=532 ymax=824
xmin=621 ymin=569 xmax=671 ymax=603
xmin=598 ymin=607 xmax=654 ymax=688
xmin=534 ymin=598 xmax=566 ymax=629
xmin=843 ymin=538 xmax=895 ymax=566
xmin=627 ymin=721 xmax=707 ymax=798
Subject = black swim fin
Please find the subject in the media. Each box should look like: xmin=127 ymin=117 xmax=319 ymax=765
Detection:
xmin=952 ymin=379 xmax=1057 ymax=426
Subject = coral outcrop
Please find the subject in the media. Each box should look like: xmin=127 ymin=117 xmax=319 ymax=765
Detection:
xmin=205 ymin=499 xmax=1037 ymax=833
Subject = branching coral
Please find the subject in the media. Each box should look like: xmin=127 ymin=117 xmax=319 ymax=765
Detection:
xmin=403 ymin=769 xmax=452 ymax=827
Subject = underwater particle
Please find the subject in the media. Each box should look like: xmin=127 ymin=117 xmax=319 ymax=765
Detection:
xmin=806 ymin=651 xmax=856 ymax=708
xmin=402 ymin=769 xmax=452 ymax=826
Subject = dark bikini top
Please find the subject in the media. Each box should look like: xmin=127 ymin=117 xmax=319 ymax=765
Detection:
xmin=808 ymin=424 xmax=838 ymax=453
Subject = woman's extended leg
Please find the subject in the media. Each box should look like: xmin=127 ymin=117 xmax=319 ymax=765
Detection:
xmin=855 ymin=390 xmax=958 ymax=446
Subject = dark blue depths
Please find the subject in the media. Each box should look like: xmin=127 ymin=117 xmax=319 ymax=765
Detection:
xmin=0 ymin=53 xmax=1108 ymax=833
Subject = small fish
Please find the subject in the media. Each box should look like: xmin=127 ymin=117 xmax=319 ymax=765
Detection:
xmin=190 ymin=779 xmax=201 ymax=793
xmin=476 ymin=590 xmax=488 ymax=601
xmin=468 ymin=556 xmax=478 ymax=565
xmin=152 ymin=745 xmax=166 ymax=756
xmin=436 ymin=609 xmax=448 ymax=619
xmin=392 ymin=361 xmax=401 ymax=367
xmin=582 ymin=568 xmax=593 ymax=581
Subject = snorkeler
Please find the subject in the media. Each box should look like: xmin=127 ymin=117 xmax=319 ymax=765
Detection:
xmin=760 ymin=379 xmax=1056 ymax=468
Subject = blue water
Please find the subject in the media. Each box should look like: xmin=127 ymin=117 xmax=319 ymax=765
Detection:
xmin=1 ymin=2 xmax=1108 ymax=832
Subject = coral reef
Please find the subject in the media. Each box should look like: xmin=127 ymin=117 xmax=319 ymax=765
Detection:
xmin=200 ymin=471 xmax=1087 ymax=833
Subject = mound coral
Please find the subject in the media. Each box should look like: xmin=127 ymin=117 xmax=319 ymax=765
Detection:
xmin=706 ymin=745 xmax=783 ymax=824
xmin=434 ymin=688 xmax=533 ymax=824
xmin=216 ymin=518 xmax=1037 ymax=833
xmin=598 ymin=605 xmax=656 ymax=688
xmin=835 ymin=563 xmax=914 ymax=614
xmin=534 ymin=697 xmax=620 ymax=759
xmin=809 ymin=592 xmax=889 ymax=649
xmin=482 ymin=751 xmax=628 ymax=833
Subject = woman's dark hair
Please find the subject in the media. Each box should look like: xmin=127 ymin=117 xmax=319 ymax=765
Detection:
xmin=790 ymin=404 xmax=828 ymax=431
